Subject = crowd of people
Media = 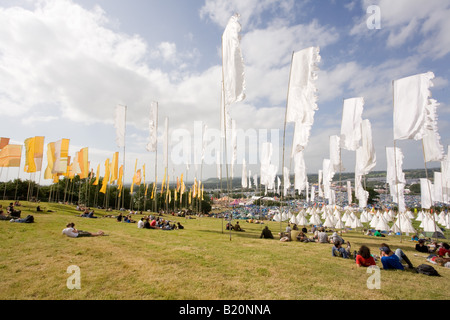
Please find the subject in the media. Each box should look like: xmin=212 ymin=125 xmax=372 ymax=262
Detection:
xmin=136 ymin=215 xmax=185 ymax=230
xmin=256 ymin=222 xmax=450 ymax=273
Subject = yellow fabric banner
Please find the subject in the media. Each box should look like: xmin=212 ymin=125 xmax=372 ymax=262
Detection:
xmin=78 ymin=148 xmax=89 ymax=179
xmin=100 ymin=158 xmax=110 ymax=194
xmin=110 ymin=152 xmax=118 ymax=183
xmin=44 ymin=142 xmax=55 ymax=179
xmin=0 ymin=144 xmax=22 ymax=168
xmin=0 ymin=137 xmax=10 ymax=150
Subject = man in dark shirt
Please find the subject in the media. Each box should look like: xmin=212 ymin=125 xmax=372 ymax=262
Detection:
xmin=260 ymin=226 xmax=274 ymax=239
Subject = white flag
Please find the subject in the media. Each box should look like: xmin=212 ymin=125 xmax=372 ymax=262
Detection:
xmin=147 ymin=102 xmax=158 ymax=152
xmin=286 ymin=47 xmax=321 ymax=124
xmin=341 ymin=97 xmax=364 ymax=151
xmin=330 ymin=135 xmax=342 ymax=172
xmin=114 ymin=105 xmax=126 ymax=148
xmin=283 ymin=167 xmax=290 ymax=196
xmin=241 ymin=158 xmax=247 ymax=188
xmin=386 ymin=147 xmax=405 ymax=185
xmin=355 ymin=119 xmax=376 ymax=176
xmin=286 ymin=47 xmax=321 ymax=155
xmin=393 ymin=72 xmax=434 ymax=141
xmin=347 ymin=180 xmax=352 ymax=204
xmin=294 ymin=151 xmax=307 ymax=194
xmin=222 ymin=13 xmax=246 ymax=107
xmin=420 ymin=178 xmax=433 ymax=209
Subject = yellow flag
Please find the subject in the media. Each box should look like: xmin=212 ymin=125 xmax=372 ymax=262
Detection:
xmin=93 ymin=164 xmax=100 ymax=186
xmin=193 ymin=178 xmax=197 ymax=198
xmin=0 ymin=144 xmax=22 ymax=168
xmin=188 ymin=190 xmax=191 ymax=204
xmin=100 ymin=158 xmax=110 ymax=194
xmin=197 ymin=180 xmax=202 ymax=199
xmin=78 ymin=147 xmax=89 ymax=179
xmin=24 ymin=137 xmax=36 ymax=173
xmin=161 ymin=168 xmax=167 ymax=194
xmin=110 ymin=152 xmax=119 ymax=183
xmin=202 ymin=184 xmax=204 ymax=201
xmin=117 ymin=165 xmax=123 ymax=194
xmin=44 ymin=143 xmax=55 ymax=179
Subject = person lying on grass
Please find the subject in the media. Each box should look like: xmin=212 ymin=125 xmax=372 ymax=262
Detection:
xmin=355 ymin=245 xmax=377 ymax=267
xmin=379 ymin=243 xmax=414 ymax=270
xmin=62 ymin=222 xmax=106 ymax=238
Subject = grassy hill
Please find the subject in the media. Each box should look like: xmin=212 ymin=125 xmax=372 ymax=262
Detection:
xmin=0 ymin=200 xmax=449 ymax=300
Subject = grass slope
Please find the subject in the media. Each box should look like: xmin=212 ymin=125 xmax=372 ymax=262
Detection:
xmin=0 ymin=201 xmax=449 ymax=300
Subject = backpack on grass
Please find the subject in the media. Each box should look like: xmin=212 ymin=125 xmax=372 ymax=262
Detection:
xmin=416 ymin=264 xmax=440 ymax=276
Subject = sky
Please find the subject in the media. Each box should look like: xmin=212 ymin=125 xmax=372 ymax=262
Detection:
xmin=1 ymin=0 xmax=450 ymax=185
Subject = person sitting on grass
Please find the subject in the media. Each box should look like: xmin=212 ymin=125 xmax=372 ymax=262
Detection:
xmin=297 ymin=231 xmax=314 ymax=242
xmin=415 ymin=239 xmax=432 ymax=253
xmin=62 ymin=222 xmax=105 ymax=238
xmin=138 ymin=217 xmax=145 ymax=229
xmin=316 ymin=227 xmax=329 ymax=243
xmin=356 ymin=245 xmax=377 ymax=267
xmin=260 ymin=226 xmax=274 ymax=239
xmin=329 ymin=232 xmax=345 ymax=244
xmin=226 ymin=222 xmax=234 ymax=231
xmin=374 ymin=229 xmax=385 ymax=237
xmin=331 ymin=240 xmax=353 ymax=259
xmin=437 ymin=242 xmax=450 ymax=258
xmin=234 ymin=221 xmax=244 ymax=232
xmin=177 ymin=222 xmax=184 ymax=229
xmin=7 ymin=202 xmax=21 ymax=218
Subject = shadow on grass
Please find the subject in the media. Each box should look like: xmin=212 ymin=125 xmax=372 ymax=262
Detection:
xmin=198 ymin=228 xmax=271 ymax=240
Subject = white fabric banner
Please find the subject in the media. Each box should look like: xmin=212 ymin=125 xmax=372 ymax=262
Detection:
xmin=241 ymin=158 xmax=247 ymax=188
xmin=286 ymin=47 xmax=320 ymax=124
xmin=386 ymin=147 xmax=405 ymax=185
xmin=420 ymin=178 xmax=433 ymax=209
xmin=283 ymin=167 xmax=290 ymax=197
xmin=347 ymin=180 xmax=352 ymax=204
xmin=294 ymin=151 xmax=307 ymax=194
xmin=114 ymin=105 xmax=126 ymax=148
xmin=330 ymin=135 xmax=342 ymax=172
xmin=340 ymin=97 xmax=364 ymax=151
xmin=393 ymin=72 xmax=434 ymax=141
xmin=222 ymin=13 xmax=246 ymax=108
xmin=355 ymin=119 xmax=376 ymax=176
xmin=146 ymin=102 xmax=158 ymax=152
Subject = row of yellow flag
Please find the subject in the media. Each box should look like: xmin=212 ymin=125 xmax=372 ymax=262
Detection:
xmin=1 ymin=136 xmax=205 ymax=204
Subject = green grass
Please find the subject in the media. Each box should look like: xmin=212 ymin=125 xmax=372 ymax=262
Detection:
xmin=0 ymin=201 xmax=449 ymax=300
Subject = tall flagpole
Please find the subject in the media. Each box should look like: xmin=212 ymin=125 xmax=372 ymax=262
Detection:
xmin=281 ymin=51 xmax=295 ymax=236
xmin=121 ymin=105 xmax=127 ymax=211
xmin=392 ymin=81 xmax=403 ymax=242
xmin=221 ymin=39 xmax=232 ymax=241
xmin=421 ymin=140 xmax=438 ymax=242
